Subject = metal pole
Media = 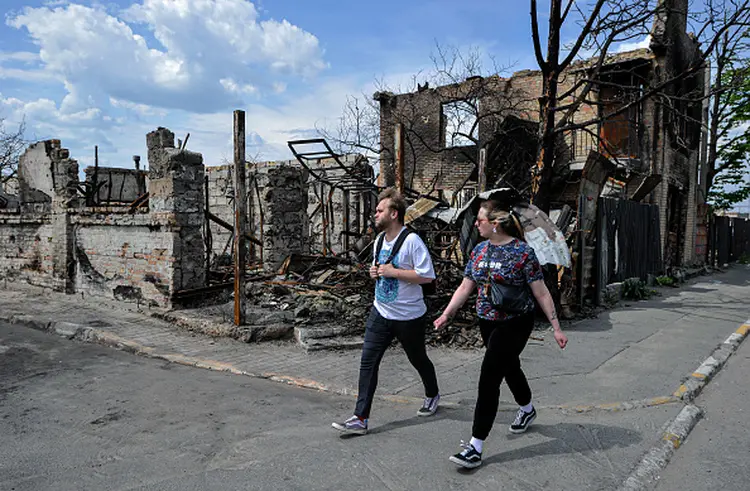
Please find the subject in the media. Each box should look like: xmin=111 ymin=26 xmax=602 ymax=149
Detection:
xmin=343 ymin=189 xmax=351 ymax=252
xmin=233 ymin=110 xmax=247 ymax=326
xmin=92 ymin=145 xmax=99 ymax=205
xmin=133 ymin=155 xmax=144 ymax=196
xmin=394 ymin=123 xmax=404 ymax=193
xmin=478 ymin=147 xmax=487 ymax=192
xmin=205 ymin=174 xmax=212 ymax=286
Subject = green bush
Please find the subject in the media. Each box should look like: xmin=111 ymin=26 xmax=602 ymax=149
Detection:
xmin=656 ymin=275 xmax=676 ymax=287
xmin=621 ymin=278 xmax=654 ymax=301
xmin=739 ymin=253 xmax=750 ymax=265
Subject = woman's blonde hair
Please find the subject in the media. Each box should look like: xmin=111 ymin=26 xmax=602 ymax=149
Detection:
xmin=479 ymin=200 xmax=524 ymax=239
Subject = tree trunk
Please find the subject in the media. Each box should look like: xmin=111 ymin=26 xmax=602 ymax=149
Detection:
xmin=531 ymin=0 xmax=562 ymax=215
xmin=532 ymin=84 xmax=559 ymax=215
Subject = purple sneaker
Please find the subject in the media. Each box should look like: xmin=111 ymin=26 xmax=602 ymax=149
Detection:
xmin=332 ymin=415 xmax=368 ymax=435
xmin=417 ymin=394 xmax=440 ymax=417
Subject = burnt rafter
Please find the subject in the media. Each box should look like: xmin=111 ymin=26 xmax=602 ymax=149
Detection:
xmin=287 ymin=138 xmax=377 ymax=192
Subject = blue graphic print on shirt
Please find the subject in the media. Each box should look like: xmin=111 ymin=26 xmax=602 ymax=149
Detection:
xmin=464 ymin=239 xmax=544 ymax=321
xmin=375 ymin=248 xmax=399 ymax=303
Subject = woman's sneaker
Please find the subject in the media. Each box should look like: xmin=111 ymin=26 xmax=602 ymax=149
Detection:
xmin=417 ymin=394 xmax=440 ymax=417
xmin=332 ymin=415 xmax=368 ymax=435
xmin=449 ymin=440 xmax=482 ymax=469
xmin=509 ymin=407 xmax=536 ymax=434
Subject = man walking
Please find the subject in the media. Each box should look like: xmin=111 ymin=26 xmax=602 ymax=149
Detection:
xmin=332 ymin=188 xmax=441 ymax=435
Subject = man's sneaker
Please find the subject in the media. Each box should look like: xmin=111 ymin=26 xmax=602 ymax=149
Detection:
xmin=332 ymin=416 xmax=368 ymax=435
xmin=509 ymin=407 xmax=536 ymax=434
xmin=417 ymin=394 xmax=440 ymax=417
xmin=449 ymin=440 xmax=482 ymax=469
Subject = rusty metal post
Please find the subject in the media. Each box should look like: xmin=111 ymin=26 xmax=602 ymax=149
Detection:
xmin=233 ymin=110 xmax=247 ymax=326
xmin=133 ymin=155 xmax=145 ymax=196
xmin=394 ymin=123 xmax=404 ymax=193
xmin=92 ymin=145 xmax=99 ymax=206
xmin=204 ymin=174 xmax=212 ymax=286
xmin=478 ymin=147 xmax=487 ymax=192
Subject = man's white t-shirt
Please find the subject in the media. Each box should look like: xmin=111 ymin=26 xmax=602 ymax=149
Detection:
xmin=373 ymin=227 xmax=436 ymax=320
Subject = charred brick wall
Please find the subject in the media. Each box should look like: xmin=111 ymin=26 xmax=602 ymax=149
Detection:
xmin=0 ymin=129 xmax=207 ymax=307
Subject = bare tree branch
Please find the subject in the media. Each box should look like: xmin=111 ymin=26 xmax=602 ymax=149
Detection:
xmin=1 ymin=117 xmax=26 ymax=189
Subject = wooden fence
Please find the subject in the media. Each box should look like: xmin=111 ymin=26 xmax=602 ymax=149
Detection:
xmin=595 ymin=198 xmax=662 ymax=304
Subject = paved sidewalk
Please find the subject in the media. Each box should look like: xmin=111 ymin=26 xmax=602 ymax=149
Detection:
xmin=2 ymin=267 xmax=749 ymax=411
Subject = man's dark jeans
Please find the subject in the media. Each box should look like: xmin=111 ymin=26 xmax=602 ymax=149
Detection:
xmin=354 ymin=308 xmax=439 ymax=419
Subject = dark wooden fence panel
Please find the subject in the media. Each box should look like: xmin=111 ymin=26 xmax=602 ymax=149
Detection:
xmin=596 ymin=198 xmax=662 ymax=303
xmin=714 ymin=216 xmax=732 ymax=265
xmin=731 ymin=218 xmax=750 ymax=261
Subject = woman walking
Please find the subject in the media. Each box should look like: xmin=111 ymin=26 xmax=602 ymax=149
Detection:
xmin=433 ymin=200 xmax=568 ymax=469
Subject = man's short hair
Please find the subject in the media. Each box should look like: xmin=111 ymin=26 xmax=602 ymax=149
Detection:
xmin=378 ymin=187 xmax=407 ymax=225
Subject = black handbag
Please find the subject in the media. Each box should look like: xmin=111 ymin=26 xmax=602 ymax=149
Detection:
xmin=483 ymin=243 xmax=532 ymax=314
xmin=488 ymin=281 xmax=531 ymax=314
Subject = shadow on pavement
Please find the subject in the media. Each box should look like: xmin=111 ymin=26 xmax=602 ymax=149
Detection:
xmin=338 ymin=405 xmax=481 ymax=439
xmin=562 ymin=318 xmax=614 ymax=333
xmin=472 ymin=422 xmax=642 ymax=470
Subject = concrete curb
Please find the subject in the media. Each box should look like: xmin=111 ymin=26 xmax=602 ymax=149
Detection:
xmin=0 ymin=313 xmax=405 ymax=403
xmin=550 ymin=396 xmax=680 ymax=415
xmin=619 ymin=318 xmax=750 ymax=491
xmin=618 ymin=404 xmax=703 ymax=491
xmin=0 ymin=312 xmax=671 ymax=415
xmin=673 ymin=321 xmax=750 ymax=401
xmin=5 ymin=313 xmax=750 ymax=422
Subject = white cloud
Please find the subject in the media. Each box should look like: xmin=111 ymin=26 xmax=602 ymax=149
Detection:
xmin=2 ymin=92 xmax=118 ymax=154
xmin=182 ymin=75 xmax=372 ymax=165
xmin=0 ymin=66 xmax=55 ymax=82
xmin=7 ymin=1 xmax=327 ymax=113
xmin=0 ymin=51 xmax=52 ymax=82
xmin=618 ymin=35 xmax=652 ymax=53
xmin=109 ymin=97 xmax=167 ymax=118
xmin=220 ymin=79 xmax=258 ymax=95
xmin=0 ymin=51 xmax=39 ymax=63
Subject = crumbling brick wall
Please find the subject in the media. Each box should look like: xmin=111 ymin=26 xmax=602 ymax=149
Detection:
xmin=375 ymin=68 xmax=608 ymax=202
xmin=260 ymin=164 xmax=308 ymax=269
xmin=0 ymin=129 xmax=206 ymax=307
xmin=0 ymin=215 xmax=59 ymax=289
xmin=647 ymin=0 xmax=703 ymax=267
xmin=377 ymin=85 xmax=479 ymax=195
xmin=206 ymin=155 xmax=372 ymax=270
xmin=71 ymin=209 xmax=174 ymax=304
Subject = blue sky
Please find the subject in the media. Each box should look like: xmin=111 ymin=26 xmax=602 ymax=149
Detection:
xmin=3 ymin=0 xmax=746 ymax=214
xmin=1 ymin=0 xmax=552 ymax=171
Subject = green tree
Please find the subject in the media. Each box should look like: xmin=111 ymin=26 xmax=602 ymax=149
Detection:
xmin=707 ymin=48 xmax=750 ymax=210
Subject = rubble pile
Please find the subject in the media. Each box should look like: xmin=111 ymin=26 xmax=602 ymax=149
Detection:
xmin=239 ymin=251 xmax=486 ymax=349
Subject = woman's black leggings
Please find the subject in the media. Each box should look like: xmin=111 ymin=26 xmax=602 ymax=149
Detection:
xmin=472 ymin=312 xmax=535 ymax=440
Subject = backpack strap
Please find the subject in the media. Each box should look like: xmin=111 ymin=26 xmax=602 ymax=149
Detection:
xmin=374 ymin=232 xmax=386 ymax=265
xmin=385 ymin=229 xmax=413 ymax=265
xmin=374 ymin=228 xmax=412 ymax=266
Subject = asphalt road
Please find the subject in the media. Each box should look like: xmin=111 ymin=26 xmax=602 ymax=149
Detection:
xmin=0 ymin=320 xmax=689 ymax=490
xmin=653 ymin=333 xmax=750 ymax=491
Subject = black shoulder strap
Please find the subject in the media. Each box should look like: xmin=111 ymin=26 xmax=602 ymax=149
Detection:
xmin=374 ymin=232 xmax=386 ymax=265
xmin=385 ymin=229 xmax=413 ymax=265
xmin=375 ymin=229 xmax=413 ymax=265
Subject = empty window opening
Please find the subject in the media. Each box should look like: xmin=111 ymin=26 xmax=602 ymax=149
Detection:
xmin=442 ymin=100 xmax=478 ymax=148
